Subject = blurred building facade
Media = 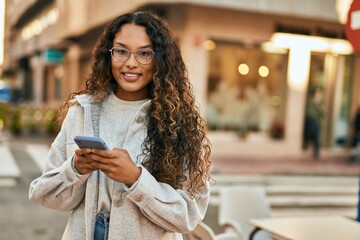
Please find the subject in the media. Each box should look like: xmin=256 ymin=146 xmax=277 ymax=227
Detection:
xmin=3 ymin=0 xmax=360 ymax=157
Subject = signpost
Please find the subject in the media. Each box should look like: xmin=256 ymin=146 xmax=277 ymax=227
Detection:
xmin=345 ymin=0 xmax=360 ymax=53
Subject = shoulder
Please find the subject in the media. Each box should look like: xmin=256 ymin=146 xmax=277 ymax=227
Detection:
xmin=66 ymin=94 xmax=102 ymax=115
xmin=62 ymin=104 xmax=83 ymax=126
xmin=63 ymin=94 xmax=95 ymax=121
xmin=69 ymin=94 xmax=97 ymax=106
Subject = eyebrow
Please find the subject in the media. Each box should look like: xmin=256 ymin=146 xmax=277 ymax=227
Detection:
xmin=114 ymin=42 xmax=153 ymax=49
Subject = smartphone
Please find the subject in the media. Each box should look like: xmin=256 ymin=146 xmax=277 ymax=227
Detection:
xmin=74 ymin=136 xmax=109 ymax=150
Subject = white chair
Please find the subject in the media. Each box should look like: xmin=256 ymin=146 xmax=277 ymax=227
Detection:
xmin=184 ymin=221 xmax=239 ymax=240
xmin=219 ymin=186 xmax=273 ymax=240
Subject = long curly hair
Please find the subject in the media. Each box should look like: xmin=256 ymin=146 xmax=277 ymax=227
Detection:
xmin=59 ymin=11 xmax=211 ymax=196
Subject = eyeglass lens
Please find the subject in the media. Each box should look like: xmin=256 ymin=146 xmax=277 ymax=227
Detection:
xmin=110 ymin=48 xmax=154 ymax=64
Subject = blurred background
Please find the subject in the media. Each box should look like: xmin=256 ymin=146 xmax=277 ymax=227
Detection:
xmin=0 ymin=0 xmax=360 ymax=239
xmin=1 ymin=0 xmax=359 ymax=157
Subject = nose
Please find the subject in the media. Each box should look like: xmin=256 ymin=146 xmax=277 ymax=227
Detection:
xmin=125 ymin=52 xmax=138 ymax=68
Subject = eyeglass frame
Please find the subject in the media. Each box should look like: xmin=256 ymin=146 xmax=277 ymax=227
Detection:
xmin=109 ymin=47 xmax=156 ymax=65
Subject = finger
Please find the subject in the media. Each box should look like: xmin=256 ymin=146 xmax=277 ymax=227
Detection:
xmin=91 ymin=148 xmax=128 ymax=158
xmin=85 ymin=153 xmax=108 ymax=164
xmin=91 ymin=148 xmax=114 ymax=158
xmin=90 ymin=161 xmax=111 ymax=171
xmin=74 ymin=157 xmax=95 ymax=174
xmin=75 ymin=152 xmax=92 ymax=163
xmin=112 ymin=148 xmax=128 ymax=155
xmin=75 ymin=148 xmax=92 ymax=156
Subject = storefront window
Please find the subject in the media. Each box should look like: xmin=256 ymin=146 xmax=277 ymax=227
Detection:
xmin=206 ymin=40 xmax=288 ymax=139
xmin=337 ymin=56 xmax=354 ymax=147
xmin=306 ymin=53 xmax=354 ymax=148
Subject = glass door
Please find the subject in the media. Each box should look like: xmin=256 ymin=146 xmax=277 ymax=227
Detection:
xmin=306 ymin=53 xmax=354 ymax=149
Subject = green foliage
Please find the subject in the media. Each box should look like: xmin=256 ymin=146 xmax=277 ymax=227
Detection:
xmin=0 ymin=103 xmax=9 ymax=129
xmin=10 ymin=107 xmax=22 ymax=135
xmin=44 ymin=109 xmax=59 ymax=135
xmin=1 ymin=104 xmax=59 ymax=137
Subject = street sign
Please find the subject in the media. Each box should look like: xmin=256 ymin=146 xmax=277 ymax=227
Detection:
xmin=42 ymin=49 xmax=64 ymax=64
xmin=345 ymin=0 xmax=360 ymax=53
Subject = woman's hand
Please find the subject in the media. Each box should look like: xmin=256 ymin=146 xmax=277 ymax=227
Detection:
xmin=84 ymin=148 xmax=141 ymax=187
xmin=74 ymin=148 xmax=99 ymax=175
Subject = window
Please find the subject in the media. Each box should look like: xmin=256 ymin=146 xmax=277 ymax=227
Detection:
xmin=206 ymin=40 xmax=288 ymax=139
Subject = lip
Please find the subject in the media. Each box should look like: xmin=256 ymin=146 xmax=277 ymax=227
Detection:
xmin=122 ymin=72 xmax=142 ymax=81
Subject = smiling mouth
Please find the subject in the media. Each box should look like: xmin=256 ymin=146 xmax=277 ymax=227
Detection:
xmin=124 ymin=73 xmax=140 ymax=77
xmin=122 ymin=72 xmax=141 ymax=81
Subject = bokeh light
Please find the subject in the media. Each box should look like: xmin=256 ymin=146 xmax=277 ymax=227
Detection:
xmin=258 ymin=65 xmax=269 ymax=78
xmin=238 ymin=63 xmax=249 ymax=75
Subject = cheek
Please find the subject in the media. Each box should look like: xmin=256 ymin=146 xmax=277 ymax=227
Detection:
xmin=145 ymin=64 xmax=156 ymax=78
xmin=111 ymin=62 xmax=122 ymax=77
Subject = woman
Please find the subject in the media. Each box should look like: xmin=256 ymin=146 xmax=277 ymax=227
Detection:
xmin=29 ymin=11 xmax=212 ymax=240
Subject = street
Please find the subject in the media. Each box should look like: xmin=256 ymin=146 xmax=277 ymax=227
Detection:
xmin=0 ymin=138 xmax=68 ymax=240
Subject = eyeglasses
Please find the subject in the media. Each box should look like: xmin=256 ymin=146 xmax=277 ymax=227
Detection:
xmin=109 ymin=47 xmax=155 ymax=65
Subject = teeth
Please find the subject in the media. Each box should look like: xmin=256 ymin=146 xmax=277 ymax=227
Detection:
xmin=124 ymin=73 xmax=138 ymax=77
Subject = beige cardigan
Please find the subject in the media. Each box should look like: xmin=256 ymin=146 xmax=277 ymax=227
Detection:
xmin=29 ymin=95 xmax=210 ymax=240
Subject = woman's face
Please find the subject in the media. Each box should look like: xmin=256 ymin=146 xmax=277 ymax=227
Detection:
xmin=111 ymin=23 xmax=155 ymax=101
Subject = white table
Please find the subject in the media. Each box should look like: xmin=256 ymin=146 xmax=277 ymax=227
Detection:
xmin=248 ymin=216 xmax=360 ymax=240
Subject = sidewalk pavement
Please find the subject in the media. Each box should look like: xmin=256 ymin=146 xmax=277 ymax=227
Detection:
xmin=207 ymin=149 xmax=360 ymax=234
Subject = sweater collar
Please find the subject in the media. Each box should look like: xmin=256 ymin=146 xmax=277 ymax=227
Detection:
xmin=70 ymin=94 xmax=152 ymax=115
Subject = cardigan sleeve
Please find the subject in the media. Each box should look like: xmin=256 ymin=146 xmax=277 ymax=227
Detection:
xmin=29 ymin=106 xmax=90 ymax=211
xmin=126 ymin=166 xmax=210 ymax=233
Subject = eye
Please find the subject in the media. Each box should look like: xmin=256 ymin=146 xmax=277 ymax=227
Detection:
xmin=115 ymin=48 xmax=129 ymax=55
xmin=137 ymin=50 xmax=153 ymax=57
